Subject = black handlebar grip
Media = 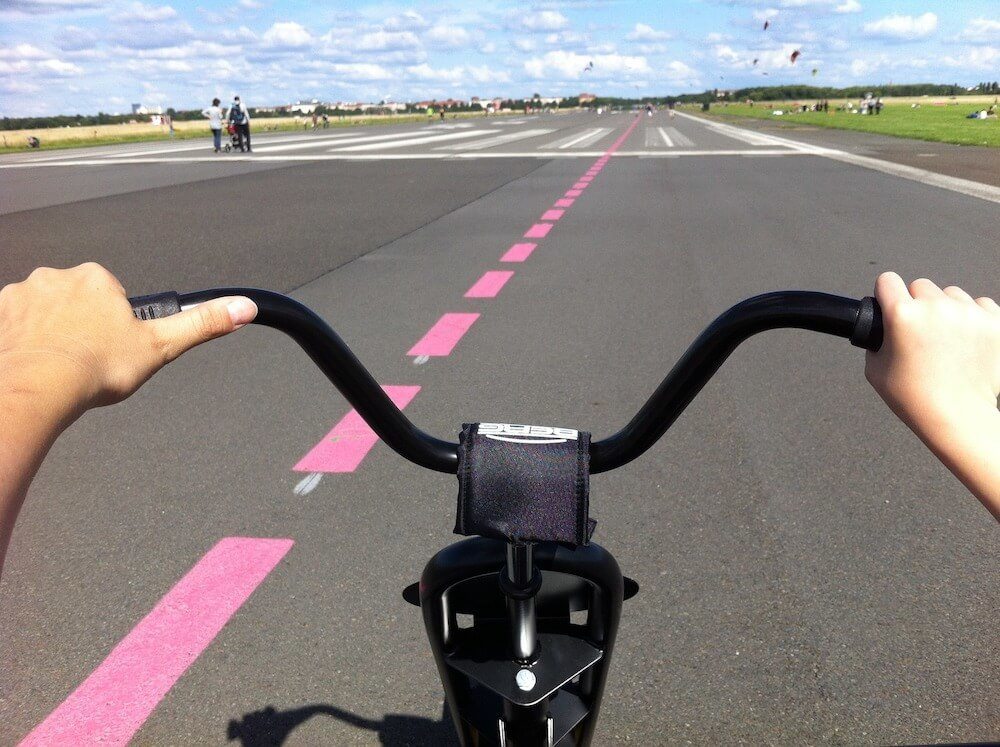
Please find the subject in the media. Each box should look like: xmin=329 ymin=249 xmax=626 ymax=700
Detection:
xmin=850 ymin=296 xmax=883 ymax=352
xmin=129 ymin=292 xmax=182 ymax=320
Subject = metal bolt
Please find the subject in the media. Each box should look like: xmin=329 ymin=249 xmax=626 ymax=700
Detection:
xmin=515 ymin=667 xmax=536 ymax=692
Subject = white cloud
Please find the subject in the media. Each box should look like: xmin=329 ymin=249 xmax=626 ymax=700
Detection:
xmin=753 ymin=8 xmax=779 ymax=21
xmin=834 ymin=0 xmax=861 ymax=13
xmin=664 ymin=60 xmax=698 ymax=81
xmin=355 ymin=30 xmax=421 ymax=51
xmin=329 ymin=63 xmax=394 ymax=81
xmin=261 ymin=21 xmax=314 ymax=48
xmin=863 ymin=13 xmax=937 ymax=40
xmin=941 ymin=46 xmax=1000 ymax=71
xmin=425 ymin=25 xmax=475 ymax=48
xmin=513 ymin=10 xmax=569 ymax=32
xmin=958 ymin=18 xmax=1000 ymax=42
xmin=238 ymin=0 xmax=263 ymax=8
xmin=626 ymin=23 xmax=671 ymax=42
xmin=0 ymin=43 xmax=49 ymax=59
xmin=383 ymin=10 xmax=428 ymax=32
xmin=524 ymin=50 xmax=649 ymax=80
xmin=112 ymin=2 xmax=177 ymax=23
xmin=56 ymin=25 xmax=101 ymax=51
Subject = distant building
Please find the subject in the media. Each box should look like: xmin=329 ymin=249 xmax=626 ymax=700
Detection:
xmin=536 ymin=96 xmax=562 ymax=106
xmin=578 ymin=93 xmax=597 ymax=104
xmin=131 ymin=103 xmax=162 ymax=115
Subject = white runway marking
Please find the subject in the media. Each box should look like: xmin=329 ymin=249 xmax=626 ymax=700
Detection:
xmin=657 ymin=128 xmax=674 ymax=147
xmin=252 ymin=131 xmax=386 ymax=153
xmin=423 ymin=122 xmax=474 ymax=130
xmin=293 ymin=472 xmax=323 ymax=496
xmin=662 ymin=127 xmax=693 ymax=147
xmin=413 ymin=355 xmax=430 ymax=366
xmin=437 ymin=129 xmax=555 ymax=151
xmin=552 ymin=127 xmax=613 ymax=149
xmin=330 ymin=130 xmax=485 ymax=151
xmin=0 ymin=150 xmax=814 ymax=168
xmin=676 ymin=110 xmax=1000 ymax=205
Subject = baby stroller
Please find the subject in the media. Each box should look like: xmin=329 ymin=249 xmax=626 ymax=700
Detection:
xmin=223 ymin=123 xmax=241 ymax=152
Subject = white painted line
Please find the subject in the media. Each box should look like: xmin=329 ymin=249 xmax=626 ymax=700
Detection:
xmin=657 ymin=127 xmax=674 ymax=148
xmin=293 ymin=472 xmax=323 ymax=496
xmin=663 ymin=126 xmax=693 ymax=147
xmin=555 ymin=128 xmax=613 ymax=149
xmin=677 ymin=111 xmax=1000 ymax=205
xmin=423 ymin=122 xmax=474 ymax=130
xmin=0 ymin=149 xmax=812 ymax=167
xmin=330 ymin=129 xmax=485 ymax=151
xmin=437 ymin=129 xmax=555 ymax=151
xmin=254 ymin=131 xmax=397 ymax=153
xmin=413 ymin=354 xmax=430 ymax=366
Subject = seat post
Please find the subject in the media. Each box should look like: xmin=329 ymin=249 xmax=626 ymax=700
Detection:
xmin=504 ymin=542 xmax=538 ymax=663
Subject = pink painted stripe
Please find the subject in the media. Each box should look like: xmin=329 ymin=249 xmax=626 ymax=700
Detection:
xmin=524 ymin=222 xmax=553 ymax=239
xmin=294 ymin=385 xmax=420 ymax=472
xmin=21 ymin=537 xmax=293 ymax=747
xmin=579 ymin=175 xmax=594 ymax=183
xmin=465 ymin=270 xmax=514 ymax=298
xmin=572 ymin=182 xmax=589 ymax=190
xmin=540 ymin=209 xmax=564 ymax=221
xmin=554 ymin=198 xmax=574 ymax=208
xmin=565 ymin=189 xmax=583 ymax=198
xmin=408 ymin=312 xmax=479 ymax=357
xmin=501 ymin=242 xmax=537 ymax=262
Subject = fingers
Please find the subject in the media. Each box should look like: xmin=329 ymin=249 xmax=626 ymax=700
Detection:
xmin=908 ymin=277 xmax=943 ymax=300
xmin=976 ymin=296 xmax=1000 ymax=315
xmin=148 ymin=296 xmax=257 ymax=362
xmin=874 ymin=271 xmax=911 ymax=307
xmin=943 ymin=285 xmax=977 ymax=305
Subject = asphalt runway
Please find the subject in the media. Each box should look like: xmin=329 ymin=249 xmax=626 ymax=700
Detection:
xmin=1 ymin=111 xmax=998 ymax=745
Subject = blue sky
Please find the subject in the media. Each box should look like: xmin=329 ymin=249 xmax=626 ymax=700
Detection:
xmin=1 ymin=0 xmax=997 ymax=116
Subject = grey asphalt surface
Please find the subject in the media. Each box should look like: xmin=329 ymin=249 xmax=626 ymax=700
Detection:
xmin=1 ymin=111 xmax=998 ymax=746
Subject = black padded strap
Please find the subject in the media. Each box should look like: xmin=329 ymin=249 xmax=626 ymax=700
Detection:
xmin=455 ymin=423 xmax=595 ymax=548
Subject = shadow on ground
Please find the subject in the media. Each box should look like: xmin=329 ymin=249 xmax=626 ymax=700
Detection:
xmin=227 ymin=703 xmax=457 ymax=746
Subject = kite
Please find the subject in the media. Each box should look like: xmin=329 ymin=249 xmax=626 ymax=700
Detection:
xmin=752 ymin=58 xmax=759 ymax=66
xmin=811 ymin=68 xmax=818 ymax=76
xmin=790 ymin=49 xmax=801 ymax=64
xmin=583 ymin=61 xmax=593 ymax=73
xmin=763 ymin=20 xmax=770 ymax=30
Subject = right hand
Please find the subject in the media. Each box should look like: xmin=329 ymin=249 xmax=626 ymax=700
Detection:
xmin=865 ymin=271 xmax=1000 ymax=434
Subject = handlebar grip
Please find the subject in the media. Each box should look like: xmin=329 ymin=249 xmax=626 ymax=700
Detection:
xmin=129 ymin=292 xmax=182 ymax=320
xmin=849 ymin=296 xmax=883 ymax=352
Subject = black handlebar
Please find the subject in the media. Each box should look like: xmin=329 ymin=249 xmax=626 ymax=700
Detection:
xmin=129 ymin=289 xmax=882 ymax=475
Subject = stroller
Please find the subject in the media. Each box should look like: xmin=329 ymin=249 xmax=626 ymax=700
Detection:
xmin=223 ymin=123 xmax=241 ymax=152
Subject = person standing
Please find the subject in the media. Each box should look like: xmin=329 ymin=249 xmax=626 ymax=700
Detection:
xmin=229 ymin=95 xmax=251 ymax=152
xmin=201 ymin=97 xmax=224 ymax=153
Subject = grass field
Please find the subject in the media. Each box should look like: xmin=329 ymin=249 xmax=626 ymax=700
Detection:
xmin=0 ymin=111 xmax=504 ymax=154
xmin=704 ymin=98 xmax=1000 ymax=147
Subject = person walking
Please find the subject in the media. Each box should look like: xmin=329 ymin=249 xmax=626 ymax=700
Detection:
xmin=201 ymin=97 xmax=224 ymax=153
xmin=229 ymin=95 xmax=252 ymax=152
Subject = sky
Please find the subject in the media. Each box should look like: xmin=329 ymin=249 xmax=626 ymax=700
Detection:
xmin=0 ymin=0 xmax=997 ymax=116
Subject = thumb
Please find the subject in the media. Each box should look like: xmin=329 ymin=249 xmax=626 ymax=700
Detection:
xmin=149 ymin=296 xmax=257 ymax=362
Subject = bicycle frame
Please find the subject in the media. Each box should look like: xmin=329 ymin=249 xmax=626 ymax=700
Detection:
xmin=129 ymin=288 xmax=882 ymax=746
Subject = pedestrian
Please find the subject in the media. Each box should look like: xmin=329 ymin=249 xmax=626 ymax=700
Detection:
xmin=322 ymin=113 xmax=329 ymax=129
xmin=311 ymin=111 xmax=318 ymax=130
xmin=201 ymin=97 xmax=224 ymax=153
xmin=229 ymin=95 xmax=251 ymax=152
xmin=875 ymin=97 xmax=883 ymax=115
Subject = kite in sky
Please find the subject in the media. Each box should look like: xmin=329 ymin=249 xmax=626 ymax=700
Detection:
xmin=790 ymin=49 xmax=801 ymax=64
xmin=752 ymin=58 xmax=759 ymax=66
xmin=763 ymin=20 xmax=770 ymax=30
xmin=811 ymin=68 xmax=818 ymax=76
xmin=583 ymin=61 xmax=593 ymax=73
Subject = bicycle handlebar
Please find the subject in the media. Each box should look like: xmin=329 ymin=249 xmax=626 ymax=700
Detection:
xmin=129 ymin=289 xmax=882 ymax=475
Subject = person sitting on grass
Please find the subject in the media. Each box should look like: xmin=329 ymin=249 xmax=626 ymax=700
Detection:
xmin=0 ymin=265 xmax=997 ymax=579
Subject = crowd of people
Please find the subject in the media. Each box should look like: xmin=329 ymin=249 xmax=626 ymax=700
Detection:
xmin=201 ymin=95 xmax=252 ymax=153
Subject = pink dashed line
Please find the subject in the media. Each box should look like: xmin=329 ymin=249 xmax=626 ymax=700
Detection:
xmin=21 ymin=537 xmax=294 ymax=747
xmin=554 ymin=198 xmax=574 ymax=208
xmin=408 ymin=312 xmax=479 ymax=356
xmin=465 ymin=270 xmax=514 ymax=298
xmin=524 ymin=222 xmax=553 ymax=239
xmin=579 ymin=175 xmax=594 ymax=183
xmin=295 ymin=385 xmax=421 ymax=472
xmin=572 ymin=182 xmax=589 ymax=190
xmin=540 ymin=209 xmax=564 ymax=221
xmin=565 ymin=189 xmax=583 ymax=198
xmin=501 ymin=242 xmax=537 ymax=262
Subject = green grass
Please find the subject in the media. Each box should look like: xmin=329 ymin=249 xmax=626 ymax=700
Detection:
xmin=705 ymin=102 xmax=1000 ymax=148
xmin=0 ymin=112 xmax=489 ymax=155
